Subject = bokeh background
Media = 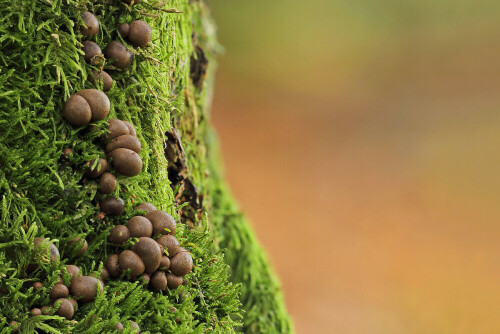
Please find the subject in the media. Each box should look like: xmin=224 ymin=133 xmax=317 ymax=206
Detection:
xmin=208 ymin=1 xmax=500 ymax=333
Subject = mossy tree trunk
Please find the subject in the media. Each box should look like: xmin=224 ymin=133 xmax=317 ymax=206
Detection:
xmin=0 ymin=0 xmax=292 ymax=333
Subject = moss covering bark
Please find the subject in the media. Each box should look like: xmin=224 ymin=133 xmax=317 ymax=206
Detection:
xmin=0 ymin=0 xmax=292 ymax=333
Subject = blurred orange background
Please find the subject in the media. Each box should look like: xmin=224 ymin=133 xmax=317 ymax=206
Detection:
xmin=209 ymin=1 xmax=500 ymax=333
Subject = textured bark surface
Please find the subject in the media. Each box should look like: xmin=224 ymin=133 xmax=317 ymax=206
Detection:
xmin=0 ymin=0 xmax=291 ymax=333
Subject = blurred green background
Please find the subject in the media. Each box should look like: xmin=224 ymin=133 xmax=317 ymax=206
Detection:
xmin=209 ymin=0 xmax=500 ymax=333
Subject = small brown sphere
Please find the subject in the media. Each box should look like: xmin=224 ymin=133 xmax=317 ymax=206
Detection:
xmin=81 ymin=11 xmax=99 ymax=37
xmin=130 ymin=320 xmax=140 ymax=333
xmin=70 ymin=276 xmax=104 ymax=303
xmin=69 ymin=298 xmax=78 ymax=312
xmin=134 ymin=202 xmax=156 ymax=212
xmin=9 ymin=321 xmax=20 ymax=333
xmin=86 ymin=158 xmax=107 ymax=178
xmin=118 ymin=22 xmax=130 ymax=38
xmin=166 ymin=273 xmax=183 ymax=290
xmin=114 ymin=322 xmax=124 ymax=331
xmin=118 ymin=250 xmax=145 ymax=278
xmin=108 ymin=225 xmax=130 ymax=245
xmin=88 ymin=69 xmax=113 ymax=92
xmin=82 ymin=41 xmax=102 ymax=64
xmin=54 ymin=298 xmax=74 ymax=320
xmin=101 ymin=197 xmax=125 ymax=216
xmin=145 ymin=210 xmax=176 ymax=236
xmin=150 ymin=271 xmax=167 ymax=292
xmin=138 ymin=273 xmax=150 ymax=285
xmin=76 ymin=89 xmax=110 ymax=121
xmin=169 ymin=250 xmax=193 ymax=277
xmin=33 ymin=282 xmax=43 ymax=290
xmin=106 ymin=135 xmax=141 ymax=154
xmin=156 ymin=235 xmax=179 ymax=257
xmin=49 ymin=283 xmax=69 ymax=300
xmin=159 ymin=255 xmax=170 ymax=270
xmin=127 ymin=216 xmax=153 ymax=238
xmin=128 ymin=20 xmax=152 ymax=48
xmin=63 ymin=94 xmax=92 ymax=126
xmin=109 ymin=148 xmax=143 ymax=177
xmin=67 ymin=237 xmax=88 ymax=257
xmin=131 ymin=237 xmax=162 ymax=274
xmin=101 ymin=267 xmax=110 ymax=281
xmin=34 ymin=237 xmax=60 ymax=263
xmin=98 ymin=172 xmax=117 ymax=194
xmin=65 ymin=264 xmax=81 ymax=282
xmin=106 ymin=119 xmax=129 ymax=140
xmin=41 ymin=305 xmax=51 ymax=315
xmin=62 ymin=147 xmax=73 ymax=157
xmin=30 ymin=308 xmax=42 ymax=316
xmin=105 ymin=41 xmax=134 ymax=70
xmin=105 ymin=254 xmax=122 ymax=278
xmin=122 ymin=120 xmax=137 ymax=137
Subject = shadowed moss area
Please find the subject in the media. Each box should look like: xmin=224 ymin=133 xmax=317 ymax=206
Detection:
xmin=0 ymin=0 xmax=291 ymax=333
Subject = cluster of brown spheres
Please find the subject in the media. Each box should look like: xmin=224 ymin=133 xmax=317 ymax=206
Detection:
xmin=28 ymin=238 xmax=103 ymax=321
xmin=13 ymin=9 xmax=185 ymax=332
xmin=85 ymin=118 xmax=143 ymax=208
xmin=118 ymin=20 xmax=152 ymax=48
xmin=80 ymin=11 xmax=152 ymax=72
xmin=63 ymin=89 xmax=110 ymax=126
xmin=105 ymin=202 xmax=192 ymax=291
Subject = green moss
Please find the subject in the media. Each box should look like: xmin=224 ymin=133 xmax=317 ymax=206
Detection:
xmin=0 ymin=0 xmax=291 ymax=333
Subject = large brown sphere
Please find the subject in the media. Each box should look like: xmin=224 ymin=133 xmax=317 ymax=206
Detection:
xmin=62 ymin=94 xmax=92 ymax=126
xmin=87 ymin=158 xmax=107 ymax=178
xmin=101 ymin=197 xmax=125 ymax=216
xmin=128 ymin=20 xmax=152 ymax=48
xmin=98 ymin=172 xmax=117 ymax=194
xmin=33 ymin=237 xmax=60 ymax=263
xmin=106 ymin=119 xmax=129 ymax=140
xmin=106 ymin=135 xmax=141 ymax=154
xmin=49 ymin=283 xmax=69 ymax=300
xmin=82 ymin=41 xmax=102 ymax=64
xmin=105 ymin=254 xmax=122 ymax=278
xmin=127 ymin=216 xmax=153 ymax=238
xmin=105 ymin=41 xmax=134 ymax=70
xmin=150 ymin=271 xmax=167 ymax=292
xmin=118 ymin=250 xmax=145 ymax=278
xmin=145 ymin=210 xmax=176 ymax=236
xmin=134 ymin=202 xmax=156 ymax=212
xmin=54 ymin=298 xmax=74 ymax=319
xmin=156 ymin=235 xmax=179 ymax=257
xmin=70 ymin=276 xmax=104 ymax=303
xmin=169 ymin=250 xmax=193 ymax=277
xmin=166 ymin=273 xmax=183 ymax=290
xmin=131 ymin=237 xmax=162 ymax=274
xmin=76 ymin=89 xmax=110 ymax=121
xmin=67 ymin=237 xmax=88 ymax=257
xmin=109 ymin=148 xmax=143 ymax=177
xmin=81 ymin=11 xmax=99 ymax=37
xmin=108 ymin=225 xmax=130 ymax=245
xmin=88 ymin=69 xmax=113 ymax=92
